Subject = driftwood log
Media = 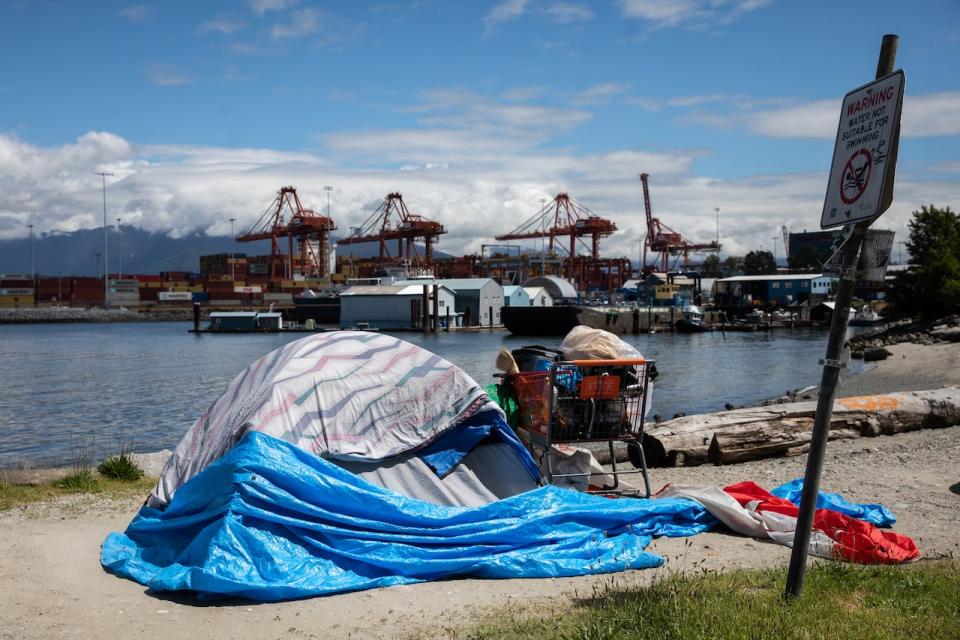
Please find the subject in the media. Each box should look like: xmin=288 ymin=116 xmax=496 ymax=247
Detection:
xmin=642 ymin=387 xmax=960 ymax=467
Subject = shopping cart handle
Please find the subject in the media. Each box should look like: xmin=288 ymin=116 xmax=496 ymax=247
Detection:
xmin=563 ymin=358 xmax=647 ymax=367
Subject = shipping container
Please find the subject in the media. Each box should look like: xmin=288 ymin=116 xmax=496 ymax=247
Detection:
xmin=158 ymin=291 xmax=193 ymax=302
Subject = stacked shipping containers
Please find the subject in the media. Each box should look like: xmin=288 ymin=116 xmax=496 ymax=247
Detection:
xmin=0 ymin=275 xmax=34 ymax=308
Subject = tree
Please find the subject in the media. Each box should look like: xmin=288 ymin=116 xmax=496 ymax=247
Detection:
xmin=743 ymin=250 xmax=777 ymax=275
xmin=889 ymin=205 xmax=960 ymax=318
xmin=723 ymin=256 xmax=740 ymax=275
xmin=701 ymin=254 xmax=721 ymax=277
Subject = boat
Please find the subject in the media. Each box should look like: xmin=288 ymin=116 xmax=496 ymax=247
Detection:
xmin=501 ymin=304 xmax=638 ymax=336
xmin=849 ymin=305 xmax=882 ymax=326
xmin=674 ymin=304 xmax=710 ymax=333
xmin=293 ymin=289 xmax=341 ymax=325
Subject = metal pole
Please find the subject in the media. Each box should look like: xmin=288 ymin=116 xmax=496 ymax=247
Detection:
xmin=117 ymin=217 xmax=122 ymax=279
xmin=27 ymin=223 xmax=34 ymax=280
xmin=785 ymin=33 xmax=898 ymax=600
xmin=539 ymin=198 xmax=547 ymax=277
xmin=95 ymin=172 xmax=114 ymax=308
xmin=229 ymin=218 xmax=236 ymax=281
xmin=715 ymin=208 xmax=720 ymax=249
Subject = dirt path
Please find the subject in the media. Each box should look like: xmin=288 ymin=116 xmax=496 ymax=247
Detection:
xmin=2 ymin=345 xmax=958 ymax=640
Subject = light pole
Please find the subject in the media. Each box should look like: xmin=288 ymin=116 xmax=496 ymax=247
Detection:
xmin=95 ymin=171 xmax=114 ymax=308
xmin=897 ymin=240 xmax=905 ymax=265
xmin=117 ymin=217 xmax=122 ymax=279
xmin=323 ymin=187 xmax=333 ymax=280
xmin=539 ymin=198 xmax=547 ymax=277
xmin=772 ymin=235 xmax=779 ymax=264
xmin=229 ymin=218 xmax=236 ymax=281
xmin=715 ymin=207 xmax=720 ymax=250
xmin=27 ymin=223 xmax=34 ymax=280
xmin=323 ymin=186 xmax=333 ymax=217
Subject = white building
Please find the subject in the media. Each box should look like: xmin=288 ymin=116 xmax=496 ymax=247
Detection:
xmin=502 ymin=285 xmax=531 ymax=307
xmin=397 ymin=277 xmax=503 ymax=327
xmin=339 ymin=284 xmax=458 ymax=330
xmin=523 ymin=286 xmax=553 ymax=306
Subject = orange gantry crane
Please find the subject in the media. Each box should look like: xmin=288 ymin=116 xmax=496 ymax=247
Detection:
xmin=639 ymin=173 xmax=719 ymax=272
xmin=495 ymin=193 xmax=617 ymax=282
xmin=236 ymin=186 xmax=336 ymax=280
xmin=337 ymin=192 xmax=446 ymax=266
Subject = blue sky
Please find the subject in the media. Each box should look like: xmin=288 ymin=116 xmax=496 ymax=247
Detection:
xmin=1 ymin=0 xmax=958 ymax=259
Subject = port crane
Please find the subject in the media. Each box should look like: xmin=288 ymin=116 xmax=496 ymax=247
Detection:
xmin=639 ymin=173 xmax=720 ymax=272
xmin=495 ymin=193 xmax=617 ymax=281
xmin=236 ymin=186 xmax=336 ymax=280
xmin=337 ymin=192 xmax=446 ymax=266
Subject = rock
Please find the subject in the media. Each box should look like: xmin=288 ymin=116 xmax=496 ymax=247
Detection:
xmin=863 ymin=347 xmax=892 ymax=362
xmin=931 ymin=326 xmax=960 ymax=342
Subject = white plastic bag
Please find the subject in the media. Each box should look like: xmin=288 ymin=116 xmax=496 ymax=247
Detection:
xmin=559 ymin=326 xmax=641 ymax=360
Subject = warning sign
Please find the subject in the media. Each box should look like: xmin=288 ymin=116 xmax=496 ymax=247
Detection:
xmin=821 ymin=70 xmax=904 ymax=229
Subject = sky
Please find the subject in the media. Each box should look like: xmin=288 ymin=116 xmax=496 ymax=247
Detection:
xmin=1 ymin=0 xmax=958 ymax=263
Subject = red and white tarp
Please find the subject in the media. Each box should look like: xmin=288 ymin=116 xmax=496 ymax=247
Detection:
xmin=656 ymin=481 xmax=918 ymax=564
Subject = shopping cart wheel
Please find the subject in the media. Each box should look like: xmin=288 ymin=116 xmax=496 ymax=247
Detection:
xmin=627 ymin=443 xmax=645 ymax=469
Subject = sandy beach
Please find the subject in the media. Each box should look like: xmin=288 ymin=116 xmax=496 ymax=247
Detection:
xmin=1 ymin=342 xmax=958 ymax=640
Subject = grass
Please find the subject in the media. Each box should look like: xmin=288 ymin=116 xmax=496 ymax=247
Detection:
xmin=97 ymin=454 xmax=145 ymax=481
xmin=458 ymin=560 xmax=960 ymax=640
xmin=56 ymin=468 xmax=99 ymax=491
xmin=0 ymin=474 xmax=156 ymax=511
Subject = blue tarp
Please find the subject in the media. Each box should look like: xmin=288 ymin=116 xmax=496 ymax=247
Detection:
xmin=417 ymin=409 xmax=540 ymax=481
xmin=101 ymin=432 xmax=715 ymax=601
xmin=770 ymin=478 xmax=897 ymax=528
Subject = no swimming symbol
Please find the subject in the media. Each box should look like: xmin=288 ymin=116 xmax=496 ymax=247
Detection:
xmin=840 ymin=148 xmax=872 ymax=205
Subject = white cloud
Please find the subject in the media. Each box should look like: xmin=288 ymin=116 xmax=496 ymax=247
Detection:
xmin=500 ymin=86 xmax=548 ymax=102
xmin=685 ymin=91 xmax=960 ymax=139
xmin=146 ymin=65 xmax=194 ymax=87
xmin=119 ymin=5 xmax=148 ymax=23
xmin=618 ymin=0 xmax=772 ymax=29
xmin=542 ymin=2 xmax=593 ymax=23
xmin=573 ymin=83 xmax=630 ymax=106
xmin=198 ymin=18 xmax=247 ymax=35
xmin=1 ymin=130 xmax=954 ymax=262
xmin=625 ymin=96 xmax=662 ymax=111
xmin=250 ymin=0 xmax=298 ymax=16
xmin=270 ymin=7 xmax=320 ymax=40
xmin=483 ymin=0 xmax=529 ymax=31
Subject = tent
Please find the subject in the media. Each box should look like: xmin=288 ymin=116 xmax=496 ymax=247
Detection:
xmin=150 ymin=331 xmax=540 ymax=509
xmin=101 ymin=332 xmax=917 ymax=602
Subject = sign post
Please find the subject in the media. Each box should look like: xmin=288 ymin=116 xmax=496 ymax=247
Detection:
xmin=784 ymin=34 xmax=904 ymax=599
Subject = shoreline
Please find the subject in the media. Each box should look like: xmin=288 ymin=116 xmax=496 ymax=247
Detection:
xmin=0 ymin=307 xmax=193 ymax=324
xmin=4 ymin=341 xmax=957 ymax=483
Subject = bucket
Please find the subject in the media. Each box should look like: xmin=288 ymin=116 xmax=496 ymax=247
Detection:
xmin=511 ymin=345 xmax=563 ymax=372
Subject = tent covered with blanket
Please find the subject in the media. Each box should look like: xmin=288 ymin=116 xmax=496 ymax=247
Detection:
xmin=101 ymin=331 xmax=918 ymax=602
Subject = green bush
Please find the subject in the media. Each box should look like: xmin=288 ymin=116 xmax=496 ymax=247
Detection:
xmin=56 ymin=469 xmax=99 ymax=492
xmin=97 ymin=454 xmax=144 ymax=482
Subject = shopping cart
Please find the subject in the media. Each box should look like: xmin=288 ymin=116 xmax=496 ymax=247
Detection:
xmin=505 ymin=358 xmax=653 ymax=497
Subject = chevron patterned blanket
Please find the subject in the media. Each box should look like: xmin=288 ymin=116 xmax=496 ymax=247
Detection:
xmin=150 ymin=331 xmax=497 ymax=508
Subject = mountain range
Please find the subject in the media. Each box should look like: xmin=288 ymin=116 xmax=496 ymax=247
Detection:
xmin=0 ymin=227 xmax=450 ymax=277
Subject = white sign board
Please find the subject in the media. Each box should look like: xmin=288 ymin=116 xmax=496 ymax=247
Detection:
xmin=821 ymin=71 xmax=905 ymax=229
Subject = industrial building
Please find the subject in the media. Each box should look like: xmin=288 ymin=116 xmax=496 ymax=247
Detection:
xmin=339 ymin=284 xmax=457 ymax=330
xmin=502 ymin=285 xmax=531 ymax=307
xmin=395 ymin=278 xmax=503 ymax=327
xmin=714 ymin=274 xmax=833 ymax=307
xmin=523 ymin=286 xmax=553 ymax=307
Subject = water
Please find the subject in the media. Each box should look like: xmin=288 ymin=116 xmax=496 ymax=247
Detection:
xmin=0 ymin=322 xmax=852 ymax=467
